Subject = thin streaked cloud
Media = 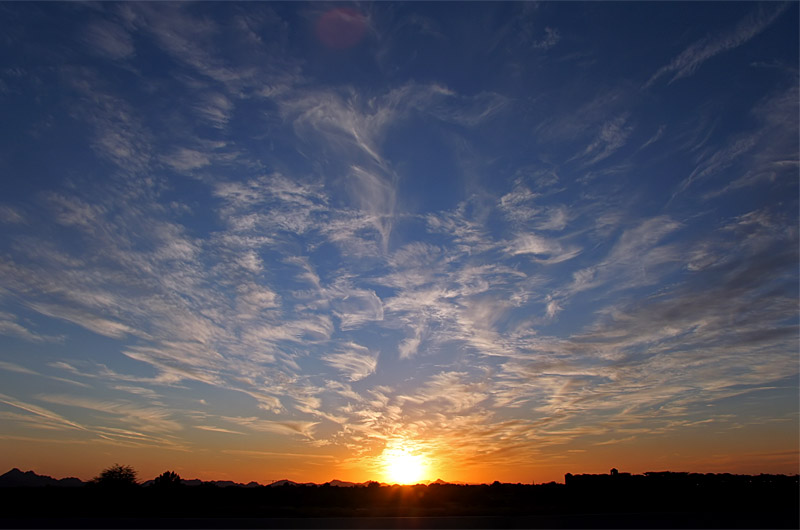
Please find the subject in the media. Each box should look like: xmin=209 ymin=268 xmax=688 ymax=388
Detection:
xmin=646 ymin=3 xmax=790 ymax=87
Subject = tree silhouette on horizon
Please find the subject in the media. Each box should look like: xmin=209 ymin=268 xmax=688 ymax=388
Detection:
xmin=153 ymin=470 xmax=183 ymax=488
xmin=91 ymin=463 xmax=138 ymax=488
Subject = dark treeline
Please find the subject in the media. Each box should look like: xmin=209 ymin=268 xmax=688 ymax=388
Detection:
xmin=0 ymin=470 xmax=798 ymax=528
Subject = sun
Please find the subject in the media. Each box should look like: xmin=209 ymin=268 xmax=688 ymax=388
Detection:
xmin=381 ymin=446 xmax=428 ymax=484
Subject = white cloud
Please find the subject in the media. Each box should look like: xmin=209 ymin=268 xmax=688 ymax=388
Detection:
xmin=322 ymin=343 xmax=379 ymax=382
xmin=698 ymin=86 xmax=799 ymax=198
xmin=0 ymin=205 xmax=25 ymax=224
xmin=0 ymin=361 xmax=38 ymax=376
xmin=499 ymin=185 xmax=539 ymax=224
xmin=236 ymin=250 xmax=263 ymax=273
xmin=400 ymin=371 xmax=489 ymax=413
xmin=545 ymin=299 xmax=561 ymax=319
xmin=83 ymin=20 xmax=135 ymax=60
xmin=0 ymin=393 xmax=87 ymax=432
xmin=28 ymin=303 xmax=137 ymax=339
xmin=646 ymin=4 xmax=789 ymax=86
xmin=195 ymin=425 xmax=246 ymax=435
xmin=194 ymin=92 xmax=233 ymax=128
xmin=0 ymin=312 xmax=61 ymax=343
xmin=580 ymin=114 xmax=633 ymax=166
xmin=236 ymin=283 xmax=280 ymax=314
xmin=568 ymin=216 xmax=682 ymax=295
xmin=507 ymin=234 xmax=581 ymax=264
xmin=398 ymin=334 xmax=422 ymax=360
xmin=60 ymin=67 xmax=154 ymax=177
xmin=225 ymin=416 xmax=318 ymax=438
xmin=162 ymin=148 xmax=211 ymax=171
xmin=533 ymin=27 xmax=560 ymax=50
xmin=331 ymin=286 xmax=384 ymax=331
xmin=46 ymin=193 xmax=105 ymax=228
xmin=39 ymin=394 xmax=183 ymax=433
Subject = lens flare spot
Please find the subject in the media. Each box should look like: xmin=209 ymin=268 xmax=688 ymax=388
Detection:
xmin=315 ymin=8 xmax=367 ymax=49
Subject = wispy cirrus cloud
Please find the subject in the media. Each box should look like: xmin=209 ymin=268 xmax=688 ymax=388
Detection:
xmin=0 ymin=205 xmax=25 ymax=224
xmin=60 ymin=67 xmax=154 ymax=177
xmin=161 ymin=148 xmax=212 ymax=172
xmin=691 ymin=86 xmax=799 ymax=199
xmin=506 ymin=234 xmax=581 ymax=265
xmin=224 ymin=416 xmax=319 ymax=438
xmin=194 ymin=92 xmax=234 ymax=129
xmin=322 ymin=342 xmax=379 ymax=382
xmin=579 ymin=114 xmax=634 ymax=166
xmin=82 ymin=19 xmax=135 ymax=60
xmin=0 ymin=312 xmax=62 ymax=343
xmin=28 ymin=303 xmax=138 ymax=340
xmin=38 ymin=394 xmax=183 ymax=434
xmin=276 ymin=82 xmax=508 ymax=250
xmin=488 ymin=209 xmax=797 ymax=439
xmin=567 ymin=216 xmax=682 ymax=295
xmin=646 ymin=3 xmax=790 ymax=87
xmin=499 ymin=183 xmax=571 ymax=231
xmin=0 ymin=393 xmax=88 ymax=432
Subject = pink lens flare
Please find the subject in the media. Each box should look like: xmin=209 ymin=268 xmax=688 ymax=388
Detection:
xmin=315 ymin=7 xmax=367 ymax=49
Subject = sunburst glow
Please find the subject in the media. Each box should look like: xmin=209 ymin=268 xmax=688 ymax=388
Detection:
xmin=381 ymin=446 xmax=428 ymax=484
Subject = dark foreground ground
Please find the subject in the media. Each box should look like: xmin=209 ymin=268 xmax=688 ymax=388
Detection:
xmin=1 ymin=474 xmax=798 ymax=529
xmin=3 ymin=512 xmax=798 ymax=529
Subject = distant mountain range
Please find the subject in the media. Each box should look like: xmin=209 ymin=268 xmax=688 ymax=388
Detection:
xmin=0 ymin=468 xmax=454 ymax=488
xmin=0 ymin=468 xmax=84 ymax=488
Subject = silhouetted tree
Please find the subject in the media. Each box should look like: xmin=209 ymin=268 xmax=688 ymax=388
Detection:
xmin=153 ymin=470 xmax=183 ymax=488
xmin=91 ymin=463 xmax=138 ymax=488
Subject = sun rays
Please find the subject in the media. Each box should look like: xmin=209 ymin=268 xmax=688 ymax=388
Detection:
xmin=381 ymin=444 xmax=429 ymax=485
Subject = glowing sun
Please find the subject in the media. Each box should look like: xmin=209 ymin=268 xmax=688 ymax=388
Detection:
xmin=382 ymin=446 xmax=428 ymax=484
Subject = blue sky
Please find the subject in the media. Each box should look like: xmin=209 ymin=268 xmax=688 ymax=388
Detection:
xmin=0 ymin=2 xmax=797 ymax=484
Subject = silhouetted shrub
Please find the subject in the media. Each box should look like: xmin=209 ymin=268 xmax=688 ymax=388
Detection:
xmin=90 ymin=463 xmax=138 ymax=488
xmin=153 ymin=470 xmax=183 ymax=488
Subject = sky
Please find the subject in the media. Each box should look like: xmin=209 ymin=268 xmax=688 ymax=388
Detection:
xmin=0 ymin=2 xmax=797 ymax=486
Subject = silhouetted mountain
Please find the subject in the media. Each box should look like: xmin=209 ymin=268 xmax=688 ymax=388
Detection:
xmin=326 ymin=479 xmax=356 ymax=487
xmin=0 ymin=468 xmax=84 ymax=487
xmin=269 ymin=479 xmax=315 ymax=487
xmin=56 ymin=477 xmax=84 ymax=487
xmin=141 ymin=477 xmax=263 ymax=488
xmin=210 ymin=480 xmax=239 ymax=488
xmin=140 ymin=476 xmax=365 ymax=488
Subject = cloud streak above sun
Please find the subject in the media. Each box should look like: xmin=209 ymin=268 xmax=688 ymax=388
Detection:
xmin=0 ymin=2 xmax=796 ymax=483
